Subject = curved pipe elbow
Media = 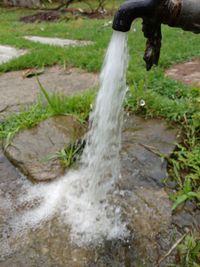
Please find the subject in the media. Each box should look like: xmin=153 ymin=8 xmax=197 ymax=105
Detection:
xmin=112 ymin=0 xmax=157 ymax=32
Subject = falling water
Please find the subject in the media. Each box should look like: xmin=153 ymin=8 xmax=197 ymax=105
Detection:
xmin=1 ymin=31 xmax=129 ymax=252
xmin=62 ymin=30 xmax=129 ymax=244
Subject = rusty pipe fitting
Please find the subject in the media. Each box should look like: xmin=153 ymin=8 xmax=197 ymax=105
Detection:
xmin=177 ymin=0 xmax=200 ymax=33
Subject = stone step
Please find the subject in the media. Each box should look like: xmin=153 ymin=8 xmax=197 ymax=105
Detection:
xmin=0 ymin=45 xmax=26 ymax=65
xmin=24 ymin=36 xmax=93 ymax=47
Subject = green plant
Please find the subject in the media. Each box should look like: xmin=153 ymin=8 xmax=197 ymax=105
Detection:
xmin=169 ymin=133 xmax=200 ymax=210
xmin=126 ymin=82 xmax=197 ymax=122
xmin=0 ymin=85 xmax=95 ymax=142
xmin=170 ymin=178 xmax=200 ymax=211
xmin=47 ymin=139 xmax=85 ymax=167
xmin=176 ymin=232 xmax=200 ymax=267
xmin=166 ymin=122 xmax=200 ymax=210
xmin=126 ymin=79 xmax=200 ymax=210
xmin=0 ymin=103 xmax=50 ymax=140
xmin=37 ymin=76 xmax=95 ymax=121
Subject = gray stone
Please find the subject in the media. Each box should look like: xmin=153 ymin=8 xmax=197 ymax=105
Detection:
xmin=172 ymin=200 xmax=200 ymax=231
xmin=24 ymin=36 xmax=93 ymax=47
xmin=0 ymin=67 xmax=98 ymax=120
xmin=0 ymin=45 xmax=26 ymax=65
xmin=0 ymin=115 xmax=182 ymax=266
xmin=117 ymin=115 xmax=180 ymax=264
xmin=121 ymin=115 xmax=180 ymax=187
xmin=4 ymin=115 xmax=86 ymax=181
xmin=166 ymin=58 xmax=200 ymax=87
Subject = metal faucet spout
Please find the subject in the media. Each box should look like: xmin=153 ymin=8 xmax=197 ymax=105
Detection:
xmin=112 ymin=0 xmax=157 ymax=32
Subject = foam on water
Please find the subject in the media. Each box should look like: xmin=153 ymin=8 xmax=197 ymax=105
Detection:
xmin=1 ymin=31 xmax=129 ymax=251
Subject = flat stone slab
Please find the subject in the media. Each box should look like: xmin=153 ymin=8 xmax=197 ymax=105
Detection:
xmin=0 ymin=45 xmax=26 ymax=65
xmin=4 ymin=115 xmax=86 ymax=181
xmin=166 ymin=58 xmax=200 ymax=86
xmin=0 ymin=67 xmax=98 ymax=120
xmin=0 ymin=114 xmax=187 ymax=267
xmin=24 ymin=36 xmax=93 ymax=47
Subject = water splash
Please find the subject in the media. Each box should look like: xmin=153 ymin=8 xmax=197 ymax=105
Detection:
xmin=1 ymin=31 xmax=129 ymax=250
xmin=61 ymin=30 xmax=129 ymax=244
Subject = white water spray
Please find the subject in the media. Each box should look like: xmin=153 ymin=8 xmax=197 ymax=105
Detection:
xmin=61 ymin=30 xmax=129 ymax=244
xmin=1 ymin=31 xmax=129 ymax=249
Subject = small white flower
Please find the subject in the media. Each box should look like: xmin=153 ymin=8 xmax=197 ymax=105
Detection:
xmin=103 ymin=21 xmax=112 ymax=27
xmin=139 ymin=99 xmax=146 ymax=107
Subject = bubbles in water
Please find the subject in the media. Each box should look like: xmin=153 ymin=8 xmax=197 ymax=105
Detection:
xmin=0 ymin=31 xmax=129 ymax=251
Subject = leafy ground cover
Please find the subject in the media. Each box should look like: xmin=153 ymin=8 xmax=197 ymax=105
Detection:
xmin=0 ymin=3 xmax=199 ymax=265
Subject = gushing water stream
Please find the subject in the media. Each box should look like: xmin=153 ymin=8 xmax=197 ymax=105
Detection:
xmin=1 ymin=31 xmax=129 ymax=251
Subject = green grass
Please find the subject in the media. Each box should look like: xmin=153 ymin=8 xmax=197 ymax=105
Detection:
xmin=0 ymin=6 xmax=200 ymax=74
xmin=0 ymin=5 xmax=114 ymax=72
xmin=177 ymin=232 xmax=200 ymax=267
xmin=46 ymin=139 xmax=85 ymax=168
xmin=126 ymin=79 xmax=200 ymax=210
xmin=0 ymin=89 xmax=95 ymax=144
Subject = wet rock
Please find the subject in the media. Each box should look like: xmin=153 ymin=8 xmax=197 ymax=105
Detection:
xmin=0 ymin=148 xmax=22 ymax=241
xmin=0 ymin=67 xmax=98 ymax=120
xmin=166 ymin=58 xmax=200 ymax=86
xmin=172 ymin=200 xmax=200 ymax=232
xmin=118 ymin=115 xmax=180 ymax=265
xmin=121 ymin=115 xmax=180 ymax=187
xmin=173 ymin=210 xmax=195 ymax=231
xmin=0 ymin=115 xmax=191 ymax=266
xmin=4 ymin=115 xmax=86 ymax=181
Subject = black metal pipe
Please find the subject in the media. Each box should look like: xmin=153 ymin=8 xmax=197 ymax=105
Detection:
xmin=177 ymin=0 xmax=200 ymax=33
xmin=112 ymin=0 xmax=200 ymax=70
xmin=112 ymin=0 xmax=158 ymax=32
xmin=113 ymin=0 xmax=200 ymax=33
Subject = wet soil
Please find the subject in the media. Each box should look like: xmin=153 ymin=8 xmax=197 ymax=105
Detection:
xmin=20 ymin=11 xmax=61 ymax=23
xmin=20 ymin=9 xmax=109 ymax=23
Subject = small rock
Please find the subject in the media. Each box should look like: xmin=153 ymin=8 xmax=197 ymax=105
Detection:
xmin=173 ymin=211 xmax=195 ymax=231
xmin=4 ymin=115 xmax=86 ymax=181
